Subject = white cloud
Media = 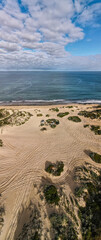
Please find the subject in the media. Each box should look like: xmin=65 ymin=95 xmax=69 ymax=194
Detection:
xmin=78 ymin=2 xmax=101 ymax=26
xmin=0 ymin=41 xmax=21 ymax=51
xmin=0 ymin=0 xmax=101 ymax=70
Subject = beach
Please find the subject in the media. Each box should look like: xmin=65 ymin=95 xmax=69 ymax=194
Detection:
xmin=0 ymin=104 xmax=101 ymax=240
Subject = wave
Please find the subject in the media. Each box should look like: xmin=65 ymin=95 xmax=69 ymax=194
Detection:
xmin=0 ymin=99 xmax=101 ymax=106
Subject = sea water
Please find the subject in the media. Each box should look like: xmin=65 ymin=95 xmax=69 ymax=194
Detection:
xmin=0 ymin=71 xmax=101 ymax=105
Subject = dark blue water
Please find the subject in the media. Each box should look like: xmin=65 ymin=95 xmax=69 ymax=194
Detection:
xmin=0 ymin=71 xmax=101 ymax=104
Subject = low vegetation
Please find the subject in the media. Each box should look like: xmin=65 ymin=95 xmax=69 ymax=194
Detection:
xmin=74 ymin=163 xmax=101 ymax=240
xmin=15 ymin=156 xmax=101 ymax=240
xmin=0 ymin=139 xmax=3 ymax=147
xmin=0 ymin=109 xmax=32 ymax=127
xmin=88 ymin=151 xmax=101 ymax=163
xmin=0 ymin=194 xmax=5 ymax=234
xmin=0 ymin=109 xmax=9 ymax=119
xmin=68 ymin=116 xmax=81 ymax=122
xmin=37 ymin=113 xmax=43 ymax=117
xmin=84 ymin=124 xmax=89 ymax=128
xmin=57 ymin=112 xmax=69 ymax=118
xmin=40 ymin=127 xmax=47 ymax=131
xmin=46 ymin=118 xmax=59 ymax=128
xmin=90 ymin=125 xmax=101 ymax=135
xmin=44 ymin=185 xmax=60 ymax=205
xmin=66 ymin=106 xmax=73 ymax=108
xmin=50 ymin=212 xmax=78 ymax=240
xmin=83 ymin=124 xmax=101 ymax=135
xmin=45 ymin=161 xmax=64 ymax=176
xmin=96 ymin=105 xmax=101 ymax=108
xmin=50 ymin=107 xmax=59 ymax=112
xmin=15 ymin=204 xmax=42 ymax=240
xmin=78 ymin=109 xmax=101 ymax=119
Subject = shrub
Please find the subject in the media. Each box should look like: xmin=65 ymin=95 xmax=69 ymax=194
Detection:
xmin=44 ymin=185 xmax=60 ymax=205
xmin=74 ymin=165 xmax=101 ymax=240
xmin=45 ymin=161 xmax=64 ymax=176
xmin=37 ymin=114 xmax=43 ymax=117
xmin=96 ymin=105 xmax=101 ymax=108
xmin=49 ymin=212 xmax=78 ymax=240
xmin=57 ymin=112 xmax=69 ymax=118
xmin=40 ymin=127 xmax=47 ymax=131
xmin=66 ymin=106 xmax=73 ymax=108
xmin=50 ymin=107 xmax=59 ymax=112
xmin=75 ymin=185 xmax=85 ymax=197
xmin=89 ymin=151 xmax=101 ymax=163
xmin=31 ymin=232 xmax=40 ymax=240
xmin=0 ymin=139 xmax=3 ymax=147
xmin=84 ymin=124 xmax=89 ymax=128
xmin=68 ymin=116 xmax=81 ymax=122
xmin=78 ymin=109 xmax=101 ymax=119
xmin=0 ymin=112 xmax=4 ymax=118
xmin=46 ymin=119 xmax=59 ymax=128
xmin=90 ymin=125 xmax=101 ymax=135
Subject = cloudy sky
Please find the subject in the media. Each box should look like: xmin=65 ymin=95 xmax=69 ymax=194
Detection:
xmin=0 ymin=0 xmax=101 ymax=70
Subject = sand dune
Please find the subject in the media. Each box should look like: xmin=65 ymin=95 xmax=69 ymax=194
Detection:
xmin=0 ymin=104 xmax=101 ymax=240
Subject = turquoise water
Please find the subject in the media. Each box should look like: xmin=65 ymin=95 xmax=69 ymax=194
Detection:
xmin=0 ymin=71 xmax=101 ymax=105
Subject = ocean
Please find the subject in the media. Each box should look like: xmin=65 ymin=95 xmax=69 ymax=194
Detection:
xmin=0 ymin=71 xmax=101 ymax=105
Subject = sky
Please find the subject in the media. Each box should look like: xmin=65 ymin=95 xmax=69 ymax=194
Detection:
xmin=0 ymin=0 xmax=101 ymax=71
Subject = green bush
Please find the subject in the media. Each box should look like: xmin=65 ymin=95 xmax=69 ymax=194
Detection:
xmin=50 ymin=107 xmax=59 ymax=112
xmin=49 ymin=212 xmax=78 ymax=240
xmin=57 ymin=112 xmax=69 ymax=118
xmin=84 ymin=124 xmax=89 ymax=128
xmin=0 ymin=112 xmax=4 ymax=118
xmin=0 ymin=139 xmax=3 ymax=147
xmin=89 ymin=151 xmax=101 ymax=163
xmin=90 ymin=125 xmax=101 ymax=135
xmin=79 ymin=175 xmax=101 ymax=240
xmin=44 ymin=185 xmax=60 ymax=205
xmin=75 ymin=185 xmax=85 ymax=197
xmin=66 ymin=106 xmax=73 ymax=108
xmin=46 ymin=118 xmax=59 ymax=128
xmin=45 ymin=161 xmax=64 ymax=176
xmin=78 ymin=109 xmax=101 ymax=119
xmin=31 ymin=232 xmax=40 ymax=240
xmin=74 ymin=165 xmax=101 ymax=240
xmin=40 ymin=127 xmax=47 ymax=131
xmin=37 ymin=114 xmax=43 ymax=117
xmin=68 ymin=116 xmax=81 ymax=122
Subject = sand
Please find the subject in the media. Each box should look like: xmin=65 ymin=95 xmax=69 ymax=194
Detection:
xmin=0 ymin=104 xmax=101 ymax=240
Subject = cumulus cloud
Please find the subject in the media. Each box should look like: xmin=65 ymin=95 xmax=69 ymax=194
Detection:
xmin=0 ymin=0 xmax=101 ymax=70
xmin=78 ymin=2 xmax=101 ymax=26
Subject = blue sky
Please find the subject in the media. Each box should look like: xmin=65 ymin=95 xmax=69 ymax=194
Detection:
xmin=0 ymin=0 xmax=101 ymax=70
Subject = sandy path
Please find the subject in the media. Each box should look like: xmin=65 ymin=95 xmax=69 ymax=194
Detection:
xmin=0 ymin=105 xmax=101 ymax=240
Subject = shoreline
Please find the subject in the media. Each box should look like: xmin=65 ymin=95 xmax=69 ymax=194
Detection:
xmin=0 ymin=100 xmax=101 ymax=106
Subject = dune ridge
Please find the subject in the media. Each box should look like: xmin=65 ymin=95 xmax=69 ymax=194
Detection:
xmin=0 ymin=104 xmax=101 ymax=240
